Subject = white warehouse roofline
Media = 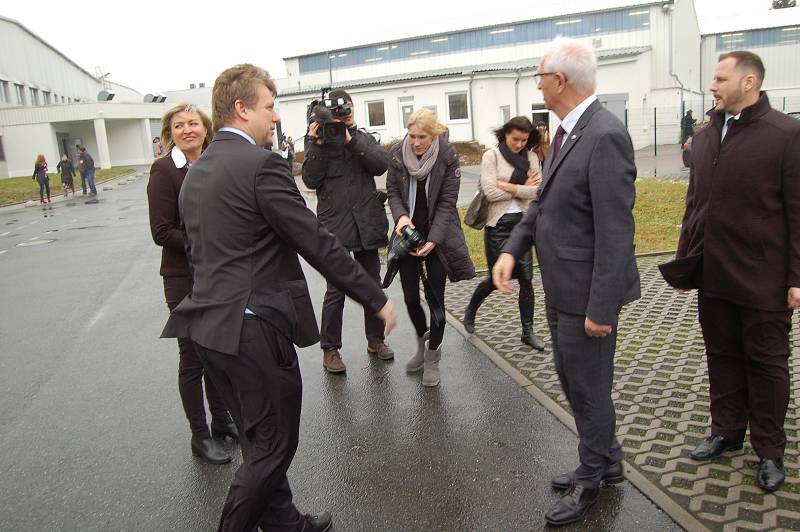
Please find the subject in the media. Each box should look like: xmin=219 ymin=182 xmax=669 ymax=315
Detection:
xmin=283 ymin=0 xmax=668 ymax=59
xmin=278 ymin=46 xmax=651 ymax=98
xmin=699 ymin=7 xmax=800 ymax=36
xmin=0 ymin=15 xmax=97 ymax=82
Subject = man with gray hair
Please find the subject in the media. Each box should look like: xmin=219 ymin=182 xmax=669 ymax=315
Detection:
xmin=493 ymin=38 xmax=640 ymax=526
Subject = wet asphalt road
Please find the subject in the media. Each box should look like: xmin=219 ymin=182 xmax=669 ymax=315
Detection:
xmin=0 ymin=176 xmax=679 ymax=531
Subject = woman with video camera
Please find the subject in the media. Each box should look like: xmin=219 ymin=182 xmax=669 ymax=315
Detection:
xmin=386 ymin=109 xmax=474 ymax=387
xmin=463 ymin=116 xmax=545 ymax=350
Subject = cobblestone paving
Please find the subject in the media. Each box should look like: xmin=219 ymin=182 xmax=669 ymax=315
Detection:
xmin=445 ymin=254 xmax=800 ymax=532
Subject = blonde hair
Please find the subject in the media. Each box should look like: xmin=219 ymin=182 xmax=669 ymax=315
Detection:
xmin=211 ymin=64 xmax=277 ymax=131
xmin=35 ymin=154 xmax=46 ymax=167
xmin=407 ymin=108 xmax=447 ymax=137
xmin=160 ymin=103 xmax=213 ymax=156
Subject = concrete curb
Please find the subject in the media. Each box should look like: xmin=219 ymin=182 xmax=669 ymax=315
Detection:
xmin=444 ymin=306 xmax=709 ymax=532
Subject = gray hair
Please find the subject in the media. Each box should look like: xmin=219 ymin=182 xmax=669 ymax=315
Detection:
xmin=540 ymin=37 xmax=597 ymax=94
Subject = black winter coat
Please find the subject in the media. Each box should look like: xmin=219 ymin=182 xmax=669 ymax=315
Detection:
xmin=387 ymin=135 xmax=475 ymax=282
xmin=302 ymin=128 xmax=390 ymax=251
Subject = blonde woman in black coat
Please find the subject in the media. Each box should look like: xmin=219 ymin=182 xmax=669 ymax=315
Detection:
xmin=387 ymin=108 xmax=475 ymax=387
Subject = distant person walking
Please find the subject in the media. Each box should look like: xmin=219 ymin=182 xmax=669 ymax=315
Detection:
xmin=77 ymin=146 xmax=97 ymax=195
xmin=147 ymin=103 xmax=237 ymax=465
xmin=153 ymin=136 xmax=164 ymax=157
xmin=32 ymin=154 xmax=50 ymax=204
xmin=57 ymin=154 xmax=76 ymax=197
xmin=681 ymin=110 xmax=696 ymax=145
xmin=534 ymin=121 xmax=550 ymax=164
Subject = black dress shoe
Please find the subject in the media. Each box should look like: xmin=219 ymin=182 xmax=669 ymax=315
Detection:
xmin=757 ymin=458 xmax=785 ymax=492
xmin=191 ymin=436 xmax=232 ymax=464
xmin=521 ymin=326 xmax=545 ymax=351
xmin=690 ymin=435 xmax=743 ymax=460
xmin=463 ymin=303 xmax=477 ymax=334
xmin=551 ymin=461 xmax=625 ymax=490
xmin=211 ymin=421 xmax=239 ymax=441
xmin=300 ymin=512 xmax=333 ymax=532
xmin=545 ymin=484 xmax=600 ymax=526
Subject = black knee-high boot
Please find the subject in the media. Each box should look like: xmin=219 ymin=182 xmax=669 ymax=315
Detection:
xmin=519 ymin=285 xmax=545 ymax=351
xmin=464 ymin=277 xmax=495 ymax=333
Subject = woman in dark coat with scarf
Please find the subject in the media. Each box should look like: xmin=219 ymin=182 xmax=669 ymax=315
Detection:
xmin=147 ymin=103 xmax=237 ymax=464
xmin=387 ymin=108 xmax=475 ymax=387
xmin=32 ymin=154 xmax=50 ymax=204
xmin=463 ymin=116 xmax=545 ymax=350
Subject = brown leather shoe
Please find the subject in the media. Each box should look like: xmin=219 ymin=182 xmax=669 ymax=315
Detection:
xmin=367 ymin=340 xmax=394 ymax=360
xmin=322 ymin=348 xmax=346 ymax=373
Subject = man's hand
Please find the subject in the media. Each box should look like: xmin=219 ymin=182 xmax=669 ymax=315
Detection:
xmin=788 ymin=287 xmax=800 ymax=310
xmin=410 ymin=242 xmax=436 ymax=257
xmin=308 ymin=123 xmax=324 ymax=145
xmin=492 ymin=253 xmax=516 ymax=294
xmin=585 ymin=317 xmax=612 ymax=337
xmin=344 ymin=127 xmax=352 ymax=144
xmin=378 ymin=301 xmax=398 ymax=336
xmin=676 ymin=288 xmax=690 ymax=294
xmin=395 ymin=215 xmax=413 ymax=236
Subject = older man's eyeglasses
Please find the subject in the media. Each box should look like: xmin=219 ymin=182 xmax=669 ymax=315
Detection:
xmin=533 ymin=72 xmax=559 ymax=82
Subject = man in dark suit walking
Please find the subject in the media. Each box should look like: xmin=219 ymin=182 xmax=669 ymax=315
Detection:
xmin=162 ymin=64 xmax=397 ymax=532
xmin=493 ymin=38 xmax=640 ymax=526
xmin=665 ymin=51 xmax=800 ymax=492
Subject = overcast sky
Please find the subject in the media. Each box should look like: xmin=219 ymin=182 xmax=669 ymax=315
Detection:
xmin=0 ymin=0 xmax=780 ymax=94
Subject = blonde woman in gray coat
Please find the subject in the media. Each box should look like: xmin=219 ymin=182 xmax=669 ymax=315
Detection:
xmin=463 ymin=116 xmax=545 ymax=349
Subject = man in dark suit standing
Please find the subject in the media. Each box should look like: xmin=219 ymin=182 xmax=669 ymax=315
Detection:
xmin=162 ymin=64 xmax=397 ymax=532
xmin=493 ymin=38 xmax=640 ymax=526
xmin=666 ymin=51 xmax=800 ymax=492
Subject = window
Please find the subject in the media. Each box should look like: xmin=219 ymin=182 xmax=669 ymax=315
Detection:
xmin=0 ymin=81 xmax=8 ymax=103
xmin=366 ymin=100 xmax=386 ymax=127
xmin=500 ymin=105 xmax=511 ymax=124
xmin=0 ymin=137 xmax=5 ymax=161
xmin=30 ymin=88 xmax=39 ymax=106
xmin=43 ymin=91 xmax=51 ymax=105
xmin=447 ymin=92 xmax=469 ymax=121
xmin=14 ymin=84 xmax=25 ymax=105
xmin=297 ymin=6 xmax=650 ymax=73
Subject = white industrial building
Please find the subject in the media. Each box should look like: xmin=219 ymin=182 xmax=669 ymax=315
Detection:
xmin=0 ymin=15 xmax=168 ymax=179
xmin=274 ymin=0 xmax=800 ymax=151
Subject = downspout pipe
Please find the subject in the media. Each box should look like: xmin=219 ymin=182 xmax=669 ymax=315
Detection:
xmin=514 ymin=67 xmax=522 ymax=117
xmin=667 ymin=6 xmax=686 ymax=110
xmin=468 ymin=71 xmax=476 ymax=141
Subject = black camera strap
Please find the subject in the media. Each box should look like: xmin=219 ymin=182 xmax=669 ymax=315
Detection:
xmin=418 ymin=259 xmax=446 ymax=329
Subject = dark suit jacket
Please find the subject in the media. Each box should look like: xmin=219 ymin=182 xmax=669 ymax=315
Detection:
xmin=161 ymin=131 xmax=388 ymax=355
xmin=504 ymin=100 xmax=640 ymax=324
xmin=674 ymin=93 xmax=800 ymax=311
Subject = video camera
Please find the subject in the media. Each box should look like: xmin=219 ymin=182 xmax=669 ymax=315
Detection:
xmin=306 ymin=89 xmax=352 ymax=145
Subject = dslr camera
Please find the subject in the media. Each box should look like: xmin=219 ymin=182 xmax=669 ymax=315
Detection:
xmin=306 ymin=90 xmax=352 ymax=145
xmin=391 ymin=225 xmax=426 ymax=258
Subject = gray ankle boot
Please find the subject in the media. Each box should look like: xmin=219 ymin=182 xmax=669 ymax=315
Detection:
xmin=405 ymin=331 xmax=429 ymax=373
xmin=422 ymin=341 xmax=442 ymax=387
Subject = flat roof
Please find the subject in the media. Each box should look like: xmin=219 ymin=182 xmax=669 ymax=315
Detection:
xmin=279 ymin=46 xmax=650 ymax=97
xmin=284 ymin=0 xmax=667 ymax=59
xmin=699 ymin=6 xmax=800 ymax=35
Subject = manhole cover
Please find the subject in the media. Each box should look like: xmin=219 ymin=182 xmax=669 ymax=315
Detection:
xmin=17 ymin=239 xmax=53 ymax=247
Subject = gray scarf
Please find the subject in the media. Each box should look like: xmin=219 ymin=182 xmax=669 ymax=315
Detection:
xmin=402 ymin=134 xmax=439 ymax=181
xmin=402 ymin=135 xmax=439 ymax=220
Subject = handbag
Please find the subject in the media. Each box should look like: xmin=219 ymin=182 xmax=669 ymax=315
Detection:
xmin=464 ymin=185 xmax=488 ymax=230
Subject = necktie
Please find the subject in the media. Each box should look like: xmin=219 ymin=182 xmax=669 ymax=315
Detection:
xmin=722 ymin=116 xmax=735 ymax=142
xmin=551 ymin=126 xmax=566 ymax=161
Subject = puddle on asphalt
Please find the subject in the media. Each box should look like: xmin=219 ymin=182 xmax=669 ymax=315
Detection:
xmin=17 ymin=239 xmax=54 ymax=247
